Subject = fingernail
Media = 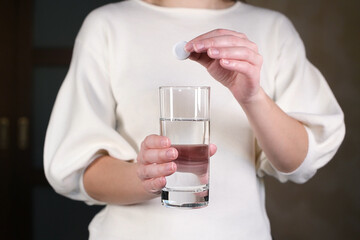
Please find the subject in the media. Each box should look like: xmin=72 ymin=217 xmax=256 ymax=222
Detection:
xmin=210 ymin=48 xmax=219 ymax=55
xmin=161 ymin=139 xmax=169 ymax=147
xmin=194 ymin=43 xmax=204 ymax=51
xmin=166 ymin=149 xmax=176 ymax=159
xmin=184 ymin=42 xmax=192 ymax=52
xmin=167 ymin=162 xmax=175 ymax=171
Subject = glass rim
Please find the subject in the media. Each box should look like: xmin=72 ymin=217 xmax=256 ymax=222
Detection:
xmin=159 ymin=86 xmax=210 ymax=90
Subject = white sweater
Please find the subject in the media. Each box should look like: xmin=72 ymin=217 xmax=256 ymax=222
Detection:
xmin=44 ymin=0 xmax=345 ymax=239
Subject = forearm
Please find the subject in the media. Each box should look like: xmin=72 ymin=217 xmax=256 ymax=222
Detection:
xmin=240 ymin=88 xmax=308 ymax=173
xmin=83 ymin=155 xmax=158 ymax=205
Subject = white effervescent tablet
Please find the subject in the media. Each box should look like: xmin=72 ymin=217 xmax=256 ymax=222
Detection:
xmin=173 ymin=41 xmax=190 ymax=60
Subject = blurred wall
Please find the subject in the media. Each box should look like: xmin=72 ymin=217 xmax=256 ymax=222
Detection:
xmin=247 ymin=0 xmax=360 ymax=239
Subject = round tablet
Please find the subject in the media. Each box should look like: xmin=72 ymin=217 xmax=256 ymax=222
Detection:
xmin=173 ymin=41 xmax=190 ymax=60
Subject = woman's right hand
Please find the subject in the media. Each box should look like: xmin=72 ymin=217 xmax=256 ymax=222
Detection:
xmin=136 ymin=134 xmax=178 ymax=195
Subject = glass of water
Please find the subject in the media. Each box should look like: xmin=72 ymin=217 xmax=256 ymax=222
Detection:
xmin=159 ymin=86 xmax=210 ymax=209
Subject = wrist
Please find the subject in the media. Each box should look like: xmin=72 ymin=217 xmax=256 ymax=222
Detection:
xmin=238 ymin=87 xmax=269 ymax=111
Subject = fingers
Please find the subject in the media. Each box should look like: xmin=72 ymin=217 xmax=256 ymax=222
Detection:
xmin=142 ymin=177 xmax=166 ymax=194
xmin=186 ymin=29 xmax=248 ymax=49
xmin=207 ymin=46 xmax=262 ymax=66
xmin=188 ymin=35 xmax=258 ymax=54
xmin=185 ymin=29 xmax=261 ymax=69
xmin=219 ymin=60 xmax=259 ymax=79
xmin=136 ymin=162 xmax=176 ymax=194
xmin=138 ymin=135 xmax=178 ymax=164
xmin=137 ymin=134 xmax=217 ymax=195
xmin=188 ymin=52 xmax=214 ymax=69
xmin=137 ymin=134 xmax=178 ymax=194
xmin=140 ymin=147 xmax=178 ymax=164
xmin=137 ymin=161 xmax=177 ymax=181
xmin=141 ymin=134 xmax=170 ymax=150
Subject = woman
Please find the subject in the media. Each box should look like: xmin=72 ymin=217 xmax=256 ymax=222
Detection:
xmin=44 ymin=0 xmax=345 ymax=239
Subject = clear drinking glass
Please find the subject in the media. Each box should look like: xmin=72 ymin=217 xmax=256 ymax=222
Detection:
xmin=159 ymin=86 xmax=210 ymax=209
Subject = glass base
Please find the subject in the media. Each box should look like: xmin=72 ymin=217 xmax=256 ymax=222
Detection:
xmin=161 ymin=189 xmax=209 ymax=209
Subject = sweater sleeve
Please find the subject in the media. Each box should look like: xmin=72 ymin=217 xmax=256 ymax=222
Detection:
xmin=256 ymin=15 xmax=345 ymax=183
xmin=44 ymin=11 xmax=137 ymax=205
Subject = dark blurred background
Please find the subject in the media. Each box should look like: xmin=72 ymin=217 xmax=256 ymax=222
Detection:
xmin=0 ymin=0 xmax=359 ymax=239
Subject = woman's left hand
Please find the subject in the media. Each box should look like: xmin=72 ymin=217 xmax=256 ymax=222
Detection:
xmin=185 ymin=29 xmax=263 ymax=105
